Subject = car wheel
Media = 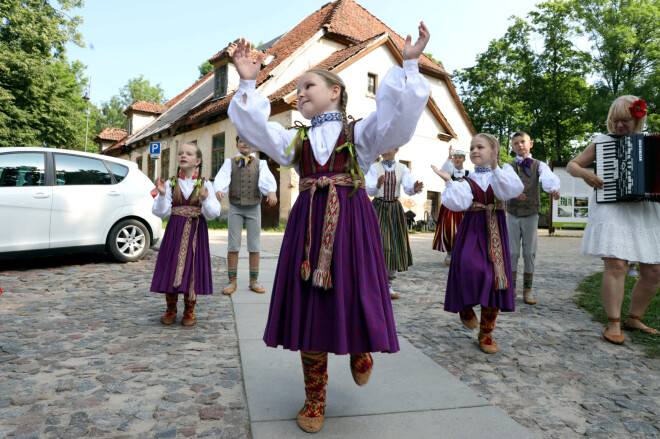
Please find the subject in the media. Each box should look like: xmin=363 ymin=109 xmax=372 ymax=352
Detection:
xmin=107 ymin=219 xmax=151 ymax=262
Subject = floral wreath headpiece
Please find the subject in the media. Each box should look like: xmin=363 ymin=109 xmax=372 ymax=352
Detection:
xmin=629 ymin=99 xmax=647 ymax=118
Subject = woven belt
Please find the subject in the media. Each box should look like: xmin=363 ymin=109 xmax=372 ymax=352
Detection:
xmin=171 ymin=205 xmax=202 ymax=301
xmin=298 ymin=173 xmax=365 ymax=289
xmin=467 ymin=201 xmax=508 ymax=290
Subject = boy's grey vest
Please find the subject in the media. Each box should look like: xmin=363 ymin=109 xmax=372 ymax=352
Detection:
xmin=506 ymin=159 xmax=540 ymax=217
xmin=229 ymin=156 xmax=262 ymax=206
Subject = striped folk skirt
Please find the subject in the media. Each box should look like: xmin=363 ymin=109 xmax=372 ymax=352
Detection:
xmin=432 ymin=204 xmax=465 ymax=253
xmin=372 ymin=198 xmax=413 ymax=272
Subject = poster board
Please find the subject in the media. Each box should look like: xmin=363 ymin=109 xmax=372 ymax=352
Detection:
xmin=550 ymin=162 xmax=594 ymax=229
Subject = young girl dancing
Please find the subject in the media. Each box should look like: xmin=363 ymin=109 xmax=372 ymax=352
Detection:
xmin=366 ymin=148 xmax=424 ymax=299
xmin=228 ymin=23 xmax=431 ymax=433
xmin=435 ymin=134 xmax=523 ymax=353
xmin=431 ymin=145 xmax=469 ymax=265
xmin=151 ymin=143 xmax=221 ymax=326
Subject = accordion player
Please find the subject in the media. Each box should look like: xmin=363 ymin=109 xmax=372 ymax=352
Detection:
xmin=595 ymin=133 xmax=660 ymax=203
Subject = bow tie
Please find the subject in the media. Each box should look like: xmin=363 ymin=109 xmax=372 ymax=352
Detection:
xmin=516 ymin=156 xmax=533 ymax=176
xmin=475 ymin=166 xmax=492 ymax=173
xmin=310 ymin=112 xmax=342 ymax=128
xmin=236 ymin=155 xmax=254 ymax=167
xmin=382 ymin=159 xmax=396 ymax=168
xmin=178 ymin=171 xmax=198 ymax=180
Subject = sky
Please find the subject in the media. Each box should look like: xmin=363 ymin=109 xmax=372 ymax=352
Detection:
xmin=64 ymin=0 xmax=542 ymax=106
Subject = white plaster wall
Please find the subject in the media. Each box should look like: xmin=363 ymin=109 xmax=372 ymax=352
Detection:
xmin=131 ymin=113 xmax=157 ymax=134
xmin=260 ymin=32 xmax=345 ymax=97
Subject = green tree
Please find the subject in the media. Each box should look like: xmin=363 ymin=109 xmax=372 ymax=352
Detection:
xmin=95 ymin=75 xmax=166 ymax=131
xmin=0 ymin=0 xmax=87 ymax=147
xmin=529 ymin=0 xmax=593 ymax=161
xmin=198 ymin=61 xmax=213 ymax=78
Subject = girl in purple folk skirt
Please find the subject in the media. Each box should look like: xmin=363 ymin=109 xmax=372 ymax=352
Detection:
xmin=151 ymin=143 xmax=220 ymax=327
xmin=227 ymin=24 xmax=431 ymax=433
xmin=435 ymin=134 xmax=523 ymax=354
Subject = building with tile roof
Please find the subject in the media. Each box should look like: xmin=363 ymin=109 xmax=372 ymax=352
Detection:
xmin=100 ymin=0 xmax=475 ymax=226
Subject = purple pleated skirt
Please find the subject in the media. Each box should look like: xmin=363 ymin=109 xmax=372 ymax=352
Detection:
xmin=151 ymin=215 xmax=213 ymax=296
xmin=444 ymin=210 xmax=515 ymax=312
xmin=263 ymin=174 xmax=399 ymax=354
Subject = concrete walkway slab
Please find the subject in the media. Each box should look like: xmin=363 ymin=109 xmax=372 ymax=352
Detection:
xmin=251 ymin=405 xmax=536 ymax=439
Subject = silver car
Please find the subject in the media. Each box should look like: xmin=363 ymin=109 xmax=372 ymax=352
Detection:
xmin=0 ymin=147 xmax=162 ymax=262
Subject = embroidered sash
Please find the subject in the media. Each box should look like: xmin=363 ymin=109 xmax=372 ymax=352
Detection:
xmin=298 ymin=173 xmax=365 ymax=289
xmin=467 ymin=200 xmax=508 ymax=290
xmin=171 ymin=205 xmax=202 ymax=301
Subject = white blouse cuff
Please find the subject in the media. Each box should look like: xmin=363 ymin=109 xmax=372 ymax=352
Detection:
xmin=403 ymin=59 xmax=419 ymax=73
xmin=238 ymin=79 xmax=256 ymax=95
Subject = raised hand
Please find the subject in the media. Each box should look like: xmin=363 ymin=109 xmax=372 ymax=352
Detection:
xmin=232 ymin=38 xmax=263 ymax=81
xmin=433 ymin=167 xmax=451 ymax=182
xmin=448 ymin=145 xmax=454 ymax=159
xmin=403 ymin=21 xmax=430 ymax=61
xmin=155 ymin=178 xmax=167 ymax=196
xmin=199 ymin=185 xmax=209 ymax=201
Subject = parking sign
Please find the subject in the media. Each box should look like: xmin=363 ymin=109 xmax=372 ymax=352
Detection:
xmin=149 ymin=142 xmax=161 ymax=154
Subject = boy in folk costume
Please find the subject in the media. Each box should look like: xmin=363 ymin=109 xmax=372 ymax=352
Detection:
xmin=431 ymin=145 xmax=469 ymax=265
xmin=214 ymin=136 xmax=277 ymax=295
xmin=506 ymin=131 xmax=560 ymax=305
xmin=366 ymin=148 xmax=424 ymax=299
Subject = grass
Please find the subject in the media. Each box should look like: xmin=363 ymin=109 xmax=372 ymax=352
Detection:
xmin=162 ymin=218 xmax=287 ymax=233
xmin=575 ymin=272 xmax=660 ymax=358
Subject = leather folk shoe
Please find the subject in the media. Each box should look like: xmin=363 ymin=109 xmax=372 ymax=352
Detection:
xmin=249 ymin=281 xmax=266 ymax=294
xmin=523 ymin=291 xmax=537 ymax=305
xmin=603 ymin=318 xmax=625 ymax=345
xmin=478 ymin=332 xmax=498 ymax=354
xmin=222 ymin=280 xmax=237 ymax=295
xmin=350 ymin=353 xmax=373 ymax=386
xmin=296 ymin=409 xmax=325 ymax=434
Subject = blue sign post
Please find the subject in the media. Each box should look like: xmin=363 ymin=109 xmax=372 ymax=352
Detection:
xmin=149 ymin=142 xmax=161 ymax=180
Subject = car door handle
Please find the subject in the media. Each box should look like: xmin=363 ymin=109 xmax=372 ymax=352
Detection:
xmin=33 ymin=192 xmax=50 ymax=199
xmin=108 ymin=191 xmax=121 ymax=196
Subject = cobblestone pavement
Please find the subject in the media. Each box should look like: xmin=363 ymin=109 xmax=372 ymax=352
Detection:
xmin=0 ymin=252 xmax=248 ymax=439
xmin=394 ymin=233 xmax=660 ymax=439
xmin=2 ymin=232 xmax=659 ymax=439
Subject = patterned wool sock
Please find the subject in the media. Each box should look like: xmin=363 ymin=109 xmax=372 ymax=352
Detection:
xmin=478 ymin=307 xmax=499 ymax=346
xmin=350 ymin=353 xmax=373 ymax=374
xmin=523 ymin=272 xmax=533 ymax=294
xmin=459 ymin=307 xmax=477 ymax=322
xmin=299 ymin=351 xmax=328 ymax=418
xmin=227 ymin=267 xmax=237 ymax=282
xmin=249 ymin=267 xmax=259 ymax=283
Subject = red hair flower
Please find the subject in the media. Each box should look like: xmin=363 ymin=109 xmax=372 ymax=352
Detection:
xmin=629 ymin=99 xmax=647 ymax=118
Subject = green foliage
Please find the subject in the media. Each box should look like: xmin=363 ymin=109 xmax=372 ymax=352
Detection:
xmin=576 ymin=271 xmax=660 ymax=358
xmin=423 ymin=52 xmax=443 ymax=67
xmin=0 ymin=0 xmax=88 ymax=148
xmin=455 ymin=0 xmax=660 ymax=163
xmin=198 ymin=61 xmax=214 ymax=79
xmin=95 ymin=75 xmax=166 ymax=132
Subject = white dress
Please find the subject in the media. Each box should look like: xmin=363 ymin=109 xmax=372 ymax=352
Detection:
xmin=580 ymin=134 xmax=660 ymax=264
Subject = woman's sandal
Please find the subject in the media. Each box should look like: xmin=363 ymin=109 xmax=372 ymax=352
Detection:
xmin=603 ymin=317 xmax=625 ymax=345
xmin=623 ymin=314 xmax=660 ymax=335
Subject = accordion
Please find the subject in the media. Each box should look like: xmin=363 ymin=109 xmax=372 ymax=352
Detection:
xmin=595 ymin=133 xmax=660 ymax=203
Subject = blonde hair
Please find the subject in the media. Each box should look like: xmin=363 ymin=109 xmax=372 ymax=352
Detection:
xmin=473 ymin=133 xmax=501 ymax=163
xmin=606 ymin=95 xmax=646 ymax=134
